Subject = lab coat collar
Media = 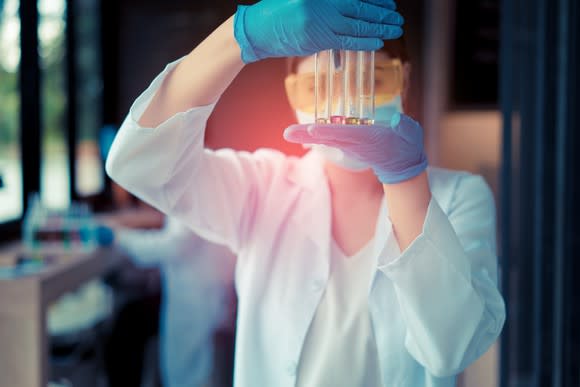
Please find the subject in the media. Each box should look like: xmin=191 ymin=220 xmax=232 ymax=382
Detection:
xmin=286 ymin=149 xmax=326 ymax=192
xmin=285 ymin=150 xmax=332 ymax=265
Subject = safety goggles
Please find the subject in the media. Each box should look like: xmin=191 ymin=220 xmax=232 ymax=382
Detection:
xmin=285 ymin=59 xmax=404 ymax=114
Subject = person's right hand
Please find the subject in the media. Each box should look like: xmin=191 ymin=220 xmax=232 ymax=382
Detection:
xmin=234 ymin=0 xmax=404 ymax=63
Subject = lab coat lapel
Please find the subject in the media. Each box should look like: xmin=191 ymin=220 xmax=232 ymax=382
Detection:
xmin=289 ymin=151 xmax=395 ymax=293
xmin=286 ymin=150 xmax=332 ymax=256
xmin=284 ymin=151 xmax=332 ymax=354
xmin=372 ymin=197 xmax=397 ymax=271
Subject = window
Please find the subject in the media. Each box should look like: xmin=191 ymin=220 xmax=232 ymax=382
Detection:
xmin=1 ymin=0 xmax=106 ymax=240
xmin=39 ymin=0 xmax=69 ymax=209
xmin=0 ymin=0 xmax=23 ymax=223
xmin=74 ymin=0 xmax=103 ymax=197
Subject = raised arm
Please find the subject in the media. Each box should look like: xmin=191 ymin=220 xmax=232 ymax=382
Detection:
xmin=380 ymin=174 xmax=506 ymax=377
xmin=141 ymin=0 xmax=405 ymax=127
xmin=107 ymin=2 xmax=405 ymax=251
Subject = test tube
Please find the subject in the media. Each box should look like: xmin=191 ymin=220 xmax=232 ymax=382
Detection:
xmin=314 ymin=51 xmax=329 ymax=124
xmin=315 ymin=49 xmax=375 ymax=125
xmin=328 ymin=49 xmax=346 ymax=124
xmin=344 ymin=51 xmax=360 ymax=124
xmin=358 ymin=50 xmax=375 ymax=125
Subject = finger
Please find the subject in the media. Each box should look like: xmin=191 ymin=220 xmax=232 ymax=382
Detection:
xmin=308 ymin=124 xmax=383 ymax=144
xmin=391 ymin=113 xmax=419 ymax=132
xmin=341 ymin=3 xmax=404 ymax=25
xmin=342 ymin=18 xmax=404 ymax=39
xmin=283 ymin=124 xmax=316 ymax=144
xmin=391 ymin=114 xmax=424 ymax=143
xmin=337 ymin=36 xmax=385 ymax=51
xmin=363 ymin=0 xmax=397 ymax=11
xmin=290 ymin=134 xmax=358 ymax=149
xmin=337 ymin=22 xmax=404 ymax=41
xmin=284 ymin=125 xmax=360 ymax=149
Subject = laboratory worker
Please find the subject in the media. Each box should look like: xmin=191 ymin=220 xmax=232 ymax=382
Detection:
xmin=106 ymin=1 xmax=506 ymax=386
xmin=110 ymin=217 xmax=235 ymax=387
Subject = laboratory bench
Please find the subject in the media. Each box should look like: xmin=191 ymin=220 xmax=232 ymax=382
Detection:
xmin=0 ymin=242 xmax=125 ymax=387
xmin=0 ymin=207 xmax=164 ymax=387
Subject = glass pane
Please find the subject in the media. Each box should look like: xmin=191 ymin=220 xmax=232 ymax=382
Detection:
xmin=0 ymin=0 xmax=23 ymax=222
xmin=75 ymin=0 xmax=103 ymax=197
xmin=39 ymin=0 xmax=69 ymax=209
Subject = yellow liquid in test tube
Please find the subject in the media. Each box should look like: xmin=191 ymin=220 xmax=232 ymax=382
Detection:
xmin=315 ymin=50 xmax=375 ymax=125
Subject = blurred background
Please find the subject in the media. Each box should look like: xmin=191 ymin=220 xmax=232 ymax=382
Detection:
xmin=0 ymin=0 xmax=579 ymax=386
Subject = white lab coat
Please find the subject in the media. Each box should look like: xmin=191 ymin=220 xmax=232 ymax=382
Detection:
xmin=115 ymin=217 xmax=235 ymax=387
xmin=106 ymin=59 xmax=506 ymax=387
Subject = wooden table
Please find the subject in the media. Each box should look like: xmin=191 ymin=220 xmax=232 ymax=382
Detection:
xmin=0 ymin=243 xmax=125 ymax=387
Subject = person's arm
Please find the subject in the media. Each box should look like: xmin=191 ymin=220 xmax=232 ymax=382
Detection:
xmin=382 ymin=171 xmax=431 ymax=250
xmin=378 ymin=174 xmax=506 ymax=377
xmin=284 ymin=114 xmax=430 ymax=253
xmin=106 ymin=13 xmax=268 ymax=251
xmin=107 ymin=2 xmax=404 ymax=250
xmin=140 ymin=0 xmax=405 ymax=127
xmin=139 ymin=16 xmax=244 ymax=128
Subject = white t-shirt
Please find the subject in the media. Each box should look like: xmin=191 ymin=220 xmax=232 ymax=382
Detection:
xmin=296 ymin=239 xmax=384 ymax=387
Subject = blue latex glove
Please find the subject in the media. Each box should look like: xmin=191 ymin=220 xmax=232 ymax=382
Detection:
xmin=283 ymin=113 xmax=428 ymax=184
xmin=234 ymin=0 xmax=404 ymax=63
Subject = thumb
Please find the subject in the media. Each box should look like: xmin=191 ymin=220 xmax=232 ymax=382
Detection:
xmin=283 ymin=124 xmax=316 ymax=144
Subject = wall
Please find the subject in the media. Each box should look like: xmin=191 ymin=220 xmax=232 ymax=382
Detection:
xmin=205 ymin=58 xmax=303 ymax=155
xmin=438 ymin=111 xmax=502 ymax=193
xmin=423 ymin=2 xmax=503 ymax=387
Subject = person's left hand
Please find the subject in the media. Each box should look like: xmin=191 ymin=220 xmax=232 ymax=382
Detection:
xmin=283 ymin=113 xmax=428 ymax=184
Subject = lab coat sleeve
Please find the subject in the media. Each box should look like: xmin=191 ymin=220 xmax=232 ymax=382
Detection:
xmin=377 ymin=174 xmax=506 ymax=378
xmin=106 ymin=59 xmax=277 ymax=252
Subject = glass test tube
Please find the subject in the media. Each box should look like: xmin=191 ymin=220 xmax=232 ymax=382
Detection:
xmin=315 ymin=49 xmax=374 ymax=125
xmin=344 ymin=50 xmax=360 ymax=124
xmin=329 ymin=49 xmax=345 ymax=124
xmin=314 ymin=51 xmax=329 ymax=124
xmin=358 ymin=50 xmax=375 ymax=125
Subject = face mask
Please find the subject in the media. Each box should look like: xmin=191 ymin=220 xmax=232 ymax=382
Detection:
xmin=374 ymin=95 xmax=404 ymax=124
xmin=294 ymin=110 xmax=370 ymax=171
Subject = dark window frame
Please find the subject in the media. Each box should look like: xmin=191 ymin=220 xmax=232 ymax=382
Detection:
xmin=0 ymin=0 xmax=42 ymax=241
xmin=0 ymin=0 xmax=108 ymax=242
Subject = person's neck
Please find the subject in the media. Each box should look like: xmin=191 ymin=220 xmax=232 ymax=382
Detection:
xmin=324 ymin=162 xmax=384 ymax=200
